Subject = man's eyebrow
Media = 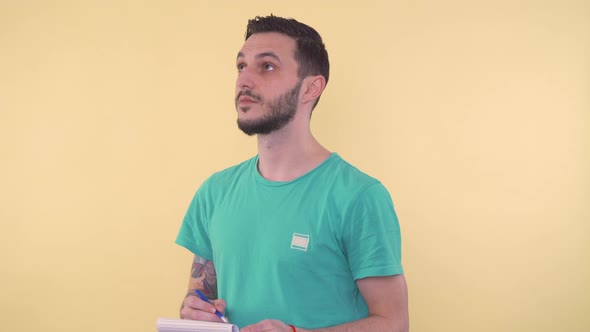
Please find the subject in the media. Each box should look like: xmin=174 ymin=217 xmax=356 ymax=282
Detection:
xmin=236 ymin=51 xmax=281 ymax=63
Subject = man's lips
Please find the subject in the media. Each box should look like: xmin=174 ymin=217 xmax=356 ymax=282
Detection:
xmin=238 ymin=96 xmax=257 ymax=104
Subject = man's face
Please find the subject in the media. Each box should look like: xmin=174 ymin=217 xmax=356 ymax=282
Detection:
xmin=235 ymin=32 xmax=302 ymax=136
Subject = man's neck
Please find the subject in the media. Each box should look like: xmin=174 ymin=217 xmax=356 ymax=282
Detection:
xmin=256 ymin=126 xmax=331 ymax=182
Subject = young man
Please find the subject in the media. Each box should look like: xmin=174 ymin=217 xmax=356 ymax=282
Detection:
xmin=176 ymin=15 xmax=409 ymax=332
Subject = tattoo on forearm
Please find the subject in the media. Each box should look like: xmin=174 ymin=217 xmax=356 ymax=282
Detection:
xmin=188 ymin=255 xmax=218 ymax=299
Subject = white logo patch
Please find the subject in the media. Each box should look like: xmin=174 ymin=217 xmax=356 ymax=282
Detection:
xmin=290 ymin=233 xmax=310 ymax=251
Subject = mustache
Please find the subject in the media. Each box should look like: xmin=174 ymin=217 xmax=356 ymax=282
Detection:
xmin=235 ymin=90 xmax=262 ymax=103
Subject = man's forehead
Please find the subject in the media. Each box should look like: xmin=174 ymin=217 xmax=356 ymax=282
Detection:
xmin=237 ymin=32 xmax=296 ymax=59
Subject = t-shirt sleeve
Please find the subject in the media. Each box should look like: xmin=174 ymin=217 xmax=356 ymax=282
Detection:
xmin=343 ymin=182 xmax=404 ymax=280
xmin=175 ymin=180 xmax=214 ymax=260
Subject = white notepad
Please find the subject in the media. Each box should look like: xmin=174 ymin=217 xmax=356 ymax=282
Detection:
xmin=157 ymin=318 xmax=239 ymax=332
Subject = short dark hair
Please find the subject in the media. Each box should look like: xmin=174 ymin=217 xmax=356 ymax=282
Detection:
xmin=245 ymin=15 xmax=330 ymax=109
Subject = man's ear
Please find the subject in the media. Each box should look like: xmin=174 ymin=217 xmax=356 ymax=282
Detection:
xmin=300 ymin=75 xmax=326 ymax=105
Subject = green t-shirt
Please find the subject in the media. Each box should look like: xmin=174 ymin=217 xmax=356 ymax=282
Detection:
xmin=176 ymin=153 xmax=403 ymax=329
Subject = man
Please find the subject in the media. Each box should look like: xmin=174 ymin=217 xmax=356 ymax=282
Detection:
xmin=176 ymin=15 xmax=409 ymax=332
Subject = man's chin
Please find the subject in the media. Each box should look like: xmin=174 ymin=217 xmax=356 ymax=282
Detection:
xmin=236 ymin=119 xmax=259 ymax=136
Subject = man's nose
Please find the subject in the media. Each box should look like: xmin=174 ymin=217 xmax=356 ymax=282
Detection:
xmin=236 ymin=68 xmax=255 ymax=90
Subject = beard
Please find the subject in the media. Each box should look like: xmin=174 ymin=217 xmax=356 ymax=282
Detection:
xmin=236 ymin=79 xmax=303 ymax=136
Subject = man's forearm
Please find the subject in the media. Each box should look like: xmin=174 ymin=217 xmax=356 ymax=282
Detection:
xmin=296 ymin=315 xmax=409 ymax=332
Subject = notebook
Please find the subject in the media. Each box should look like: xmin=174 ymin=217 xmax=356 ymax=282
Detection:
xmin=156 ymin=318 xmax=239 ymax=332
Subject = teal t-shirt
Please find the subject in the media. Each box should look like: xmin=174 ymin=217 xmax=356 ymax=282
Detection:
xmin=176 ymin=153 xmax=403 ymax=329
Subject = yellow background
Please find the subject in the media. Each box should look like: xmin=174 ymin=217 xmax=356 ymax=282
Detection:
xmin=1 ymin=1 xmax=588 ymax=331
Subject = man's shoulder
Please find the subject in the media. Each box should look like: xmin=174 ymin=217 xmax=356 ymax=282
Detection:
xmin=204 ymin=156 xmax=256 ymax=182
xmin=214 ymin=156 xmax=256 ymax=176
xmin=328 ymin=154 xmax=382 ymax=189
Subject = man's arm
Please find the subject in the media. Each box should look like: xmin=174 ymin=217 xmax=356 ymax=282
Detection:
xmin=242 ymin=274 xmax=409 ymax=332
xmin=187 ymin=255 xmax=218 ymax=298
xmin=180 ymin=255 xmax=226 ymax=322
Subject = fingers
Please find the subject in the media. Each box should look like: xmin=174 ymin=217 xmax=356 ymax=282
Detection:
xmin=180 ymin=295 xmax=226 ymax=322
xmin=213 ymin=299 xmax=227 ymax=314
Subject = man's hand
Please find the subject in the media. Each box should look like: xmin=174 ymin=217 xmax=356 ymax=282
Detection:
xmin=180 ymin=293 xmax=227 ymax=323
xmin=242 ymin=319 xmax=296 ymax=332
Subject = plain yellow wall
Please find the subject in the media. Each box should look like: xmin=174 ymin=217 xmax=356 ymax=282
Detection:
xmin=1 ymin=1 xmax=588 ymax=331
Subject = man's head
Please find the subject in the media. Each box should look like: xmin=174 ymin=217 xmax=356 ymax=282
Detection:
xmin=235 ymin=15 xmax=329 ymax=136
xmin=245 ymin=15 xmax=330 ymax=99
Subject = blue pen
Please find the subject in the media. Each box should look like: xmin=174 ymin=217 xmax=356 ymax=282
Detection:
xmin=195 ymin=289 xmax=229 ymax=323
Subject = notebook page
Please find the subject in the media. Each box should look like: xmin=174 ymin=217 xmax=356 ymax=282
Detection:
xmin=157 ymin=317 xmax=239 ymax=332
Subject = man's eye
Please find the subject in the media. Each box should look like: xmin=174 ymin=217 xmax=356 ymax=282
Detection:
xmin=263 ymin=63 xmax=275 ymax=71
xmin=237 ymin=63 xmax=245 ymax=72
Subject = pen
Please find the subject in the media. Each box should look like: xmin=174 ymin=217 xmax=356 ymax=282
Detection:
xmin=194 ymin=289 xmax=229 ymax=323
